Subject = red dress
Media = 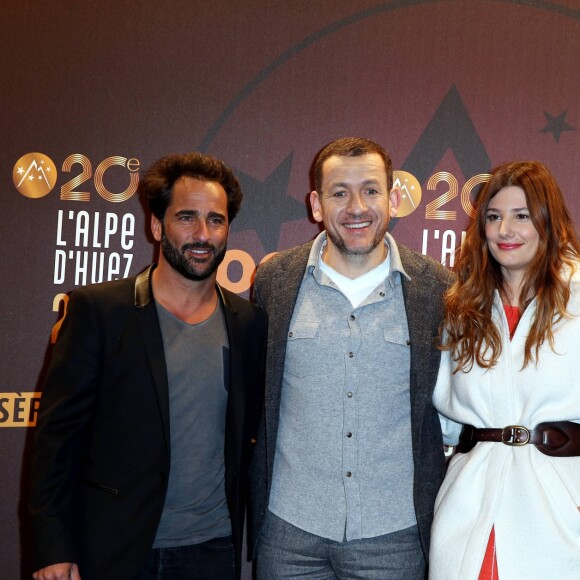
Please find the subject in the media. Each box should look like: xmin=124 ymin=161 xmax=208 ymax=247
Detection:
xmin=478 ymin=305 xmax=520 ymax=580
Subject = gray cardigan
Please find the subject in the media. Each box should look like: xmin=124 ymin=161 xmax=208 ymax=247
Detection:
xmin=249 ymin=240 xmax=453 ymax=562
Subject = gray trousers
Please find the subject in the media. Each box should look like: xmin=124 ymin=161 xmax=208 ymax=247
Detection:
xmin=256 ymin=511 xmax=426 ymax=580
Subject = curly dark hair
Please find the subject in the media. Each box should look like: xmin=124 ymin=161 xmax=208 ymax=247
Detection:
xmin=139 ymin=152 xmax=243 ymax=222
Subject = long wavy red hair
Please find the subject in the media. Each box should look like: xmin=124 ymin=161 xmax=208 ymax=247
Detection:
xmin=441 ymin=161 xmax=580 ymax=371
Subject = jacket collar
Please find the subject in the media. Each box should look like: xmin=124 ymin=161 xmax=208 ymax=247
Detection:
xmin=134 ymin=263 xmax=236 ymax=314
xmin=134 ymin=264 xmax=155 ymax=308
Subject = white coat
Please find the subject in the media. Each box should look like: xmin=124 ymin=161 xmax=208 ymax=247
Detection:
xmin=430 ymin=270 xmax=580 ymax=580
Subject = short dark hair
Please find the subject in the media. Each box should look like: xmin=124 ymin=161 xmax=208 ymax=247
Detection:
xmin=314 ymin=137 xmax=393 ymax=193
xmin=139 ymin=152 xmax=243 ymax=222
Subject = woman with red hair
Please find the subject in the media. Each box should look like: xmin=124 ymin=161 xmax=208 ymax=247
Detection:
xmin=429 ymin=161 xmax=580 ymax=580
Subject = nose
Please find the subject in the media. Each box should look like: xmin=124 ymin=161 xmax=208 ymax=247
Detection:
xmin=347 ymin=192 xmax=368 ymax=215
xmin=192 ymin=219 xmax=211 ymax=242
xmin=498 ymin=218 xmax=513 ymax=238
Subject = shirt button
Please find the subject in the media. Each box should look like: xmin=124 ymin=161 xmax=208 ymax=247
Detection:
xmin=348 ymin=352 xmax=354 ymax=358
xmin=288 ymin=331 xmax=293 ymax=337
xmin=347 ymin=392 xmax=353 ymax=398
xmin=346 ymin=471 xmax=352 ymax=477
xmin=350 ymin=314 xmax=355 ymax=320
xmin=346 ymin=432 xmax=352 ymax=438
xmin=379 ymin=291 xmax=385 ymax=297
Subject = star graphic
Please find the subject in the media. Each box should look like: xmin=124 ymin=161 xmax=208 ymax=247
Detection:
xmin=17 ymin=167 xmax=24 ymax=175
xmin=232 ymin=153 xmax=307 ymax=252
xmin=540 ymin=110 xmax=575 ymax=143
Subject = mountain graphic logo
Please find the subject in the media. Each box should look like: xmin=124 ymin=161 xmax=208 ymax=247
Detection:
xmin=13 ymin=153 xmax=57 ymax=198
xmin=393 ymin=171 xmax=421 ymax=218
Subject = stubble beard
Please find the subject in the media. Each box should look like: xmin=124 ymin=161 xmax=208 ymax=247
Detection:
xmin=326 ymin=225 xmax=387 ymax=257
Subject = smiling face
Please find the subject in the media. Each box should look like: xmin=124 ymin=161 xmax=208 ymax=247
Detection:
xmin=485 ymin=185 xmax=540 ymax=288
xmin=310 ymin=153 xmax=400 ymax=277
xmin=152 ymin=176 xmax=229 ymax=281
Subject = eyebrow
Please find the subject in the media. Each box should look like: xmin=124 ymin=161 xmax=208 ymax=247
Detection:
xmin=486 ymin=206 xmax=528 ymax=212
xmin=174 ymin=210 xmax=227 ymax=220
xmin=207 ymin=211 xmax=227 ymax=220
xmin=328 ymin=179 xmax=381 ymax=189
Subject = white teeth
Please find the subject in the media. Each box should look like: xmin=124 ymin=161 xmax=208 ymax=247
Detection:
xmin=345 ymin=222 xmax=371 ymax=229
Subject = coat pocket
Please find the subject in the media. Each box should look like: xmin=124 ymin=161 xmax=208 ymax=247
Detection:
xmin=536 ymin=456 xmax=580 ymax=538
xmin=82 ymin=477 xmax=120 ymax=495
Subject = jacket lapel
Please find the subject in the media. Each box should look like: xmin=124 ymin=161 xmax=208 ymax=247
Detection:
xmin=262 ymin=244 xmax=311 ymax=458
xmin=134 ymin=266 xmax=171 ymax=451
xmin=219 ymin=286 xmax=244 ymax=481
xmin=399 ymin=247 xmax=435 ymax=441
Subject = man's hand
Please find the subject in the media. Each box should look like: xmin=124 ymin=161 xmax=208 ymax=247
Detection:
xmin=32 ymin=563 xmax=81 ymax=580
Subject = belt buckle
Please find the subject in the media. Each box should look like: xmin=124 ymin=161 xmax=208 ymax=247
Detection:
xmin=501 ymin=425 xmax=530 ymax=446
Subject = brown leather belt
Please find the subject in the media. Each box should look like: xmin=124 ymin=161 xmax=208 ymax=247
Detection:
xmin=459 ymin=421 xmax=580 ymax=457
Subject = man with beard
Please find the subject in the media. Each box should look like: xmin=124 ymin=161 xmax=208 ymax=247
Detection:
xmin=29 ymin=152 xmax=266 ymax=580
xmin=250 ymin=137 xmax=453 ymax=579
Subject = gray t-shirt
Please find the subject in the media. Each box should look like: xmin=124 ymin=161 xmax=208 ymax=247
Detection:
xmin=153 ymin=301 xmax=231 ymax=548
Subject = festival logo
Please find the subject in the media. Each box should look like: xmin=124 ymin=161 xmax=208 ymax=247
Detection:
xmin=393 ymin=171 xmax=422 ymax=218
xmin=13 ymin=152 xmax=57 ymax=198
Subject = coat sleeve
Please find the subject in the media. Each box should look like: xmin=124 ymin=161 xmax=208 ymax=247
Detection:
xmin=438 ymin=414 xmax=463 ymax=446
xmin=29 ymin=287 xmax=103 ymax=570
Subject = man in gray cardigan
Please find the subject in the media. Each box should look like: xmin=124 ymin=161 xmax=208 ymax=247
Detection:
xmin=250 ymin=137 xmax=453 ymax=579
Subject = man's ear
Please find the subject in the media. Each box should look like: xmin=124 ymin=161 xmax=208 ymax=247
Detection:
xmin=389 ymin=186 xmax=401 ymax=218
xmin=310 ymin=190 xmax=323 ymax=223
xmin=151 ymin=214 xmax=162 ymax=242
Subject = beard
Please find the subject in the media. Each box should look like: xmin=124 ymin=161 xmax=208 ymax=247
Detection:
xmin=161 ymin=231 xmax=226 ymax=281
xmin=326 ymin=224 xmax=387 ymax=257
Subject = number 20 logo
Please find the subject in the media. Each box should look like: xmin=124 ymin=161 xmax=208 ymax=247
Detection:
xmin=13 ymin=153 xmax=140 ymax=202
